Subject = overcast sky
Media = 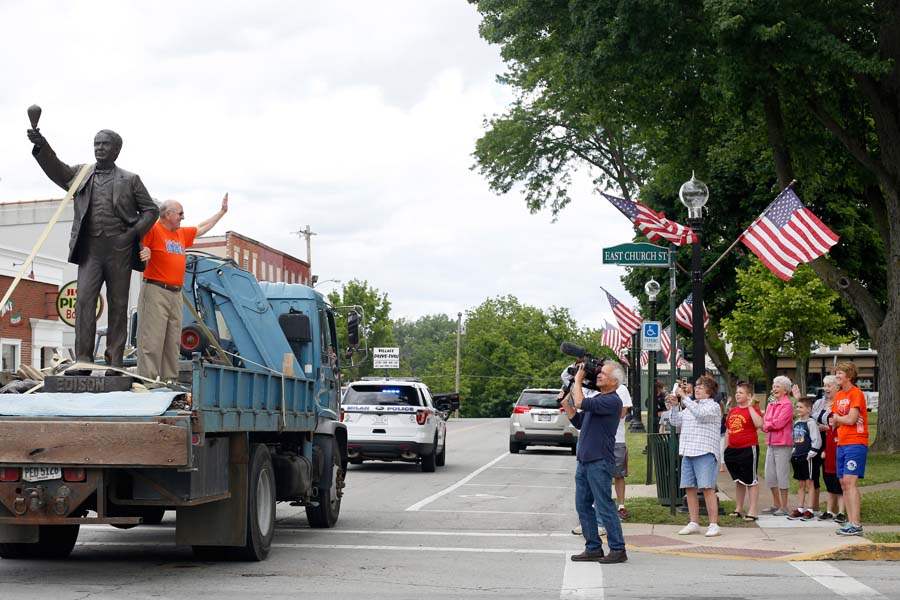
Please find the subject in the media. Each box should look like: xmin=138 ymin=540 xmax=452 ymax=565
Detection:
xmin=0 ymin=1 xmax=643 ymax=329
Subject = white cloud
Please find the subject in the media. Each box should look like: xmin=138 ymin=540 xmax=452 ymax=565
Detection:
xmin=0 ymin=0 xmax=645 ymax=330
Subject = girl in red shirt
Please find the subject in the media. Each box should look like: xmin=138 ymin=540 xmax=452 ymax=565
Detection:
xmin=723 ymin=382 xmax=764 ymax=520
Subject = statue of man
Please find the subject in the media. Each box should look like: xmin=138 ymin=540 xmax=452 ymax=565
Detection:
xmin=27 ymin=127 xmax=159 ymax=372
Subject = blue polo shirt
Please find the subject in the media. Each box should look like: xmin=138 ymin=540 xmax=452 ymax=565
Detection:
xmin=570 ymin=391 xmax=623 ymax=463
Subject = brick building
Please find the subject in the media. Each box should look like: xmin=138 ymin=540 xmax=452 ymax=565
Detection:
xmin=0 ymin=246 xmax=68 ymax=372
xmin=192 ymin=231 xmax=311 ymax=285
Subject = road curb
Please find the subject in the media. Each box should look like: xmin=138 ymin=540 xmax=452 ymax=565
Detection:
xmin=789 ymin=542 xmax=900 ymax=562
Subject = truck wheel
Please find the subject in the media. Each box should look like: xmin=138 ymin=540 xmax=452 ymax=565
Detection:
xmin=306 ymin=437 xmax=344 ymax=528
xmin=420 ymin=434 xmax=437 ymax=472
xmin=232 ymin=444 xmax=276 ymax=561
xmin=435 ymin=435 xmax=446 ymax=467
xmin=0 ymin=525 xmax=80 ymax=559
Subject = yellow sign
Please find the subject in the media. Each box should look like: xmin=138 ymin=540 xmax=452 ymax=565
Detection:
xmin=56 ymin=280 xmax=104 ymax=327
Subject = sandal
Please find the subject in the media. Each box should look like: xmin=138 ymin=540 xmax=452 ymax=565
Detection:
xmin=728 ymin=511 xmax=742 ymax=518
xmin=743 ymin=515 xmax=758 ymax=522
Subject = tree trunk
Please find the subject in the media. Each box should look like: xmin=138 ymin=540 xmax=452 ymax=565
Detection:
xmin=762 ymin=351 xmax=778 ymax=386
xmin=872 ymin=310 xmax=900 ymax=452
xmin=794 ymin=352 xmax=810 ymax=396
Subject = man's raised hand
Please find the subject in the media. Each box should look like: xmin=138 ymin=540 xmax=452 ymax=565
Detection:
xmin=27 ymin=129 xmax=46 ymax=148
xmin=221 ymin=193 xmax=229 ymax=214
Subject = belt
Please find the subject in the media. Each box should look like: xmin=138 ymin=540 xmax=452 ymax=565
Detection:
xmin=144 ymin=279 xmax=182 ymax=292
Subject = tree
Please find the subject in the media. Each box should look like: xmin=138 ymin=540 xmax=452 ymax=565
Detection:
xmin=327 ymin=279 xmax=394 ymax=379
xmin=392 ymin=314 xmax=458 ymax=394
xmin=469 ymin=0 xmax=898 ymax=451
xmin=721 ymin=261 xmax=847 ymax=393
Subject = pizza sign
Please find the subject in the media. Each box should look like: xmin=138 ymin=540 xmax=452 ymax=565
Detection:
xmin=56 ymin=280 xmax=104 ymax=327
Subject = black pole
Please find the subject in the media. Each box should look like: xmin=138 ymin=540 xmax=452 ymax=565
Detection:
xmin=646 ymin=296 xmax=658 ymax=485
xmin=629 ymin=331 xmax=645 ymax=432
xmin=691 ymin=217 xmax=705 ymax=382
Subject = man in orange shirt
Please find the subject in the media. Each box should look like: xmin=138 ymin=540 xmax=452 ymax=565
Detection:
xmin=830 ymin=361 xmax=869 ymax=536
xmin=137 ymin=195 xmax=229 ymax=381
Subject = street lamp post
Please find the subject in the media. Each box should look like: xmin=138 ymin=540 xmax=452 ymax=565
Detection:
xmin=679 ymin=173 xmax=709 ymax=382
xmin=644 ymin=278 xmax=660 ymax=484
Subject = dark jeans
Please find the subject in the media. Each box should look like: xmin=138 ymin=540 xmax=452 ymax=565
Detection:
xmin=575 ymin=458 xmax=625 ymax=552
xmin=75 ymin=234 xmax=133 ymax=367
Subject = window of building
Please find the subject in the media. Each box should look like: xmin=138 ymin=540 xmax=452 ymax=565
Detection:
xmin=252 ymin=253 xmax=258 ymax=277
xmin=241 ymin=249 xmax=249 ymax=270
xmin=276 ymin=267 xmax=282 ymax=282
xmin=268 ymin=263 xmax=274 ymax=281
xmin=1 ymin=339 xmax=21 ymax=373
xmin=232 ymin=247 xmax=240 ymax=264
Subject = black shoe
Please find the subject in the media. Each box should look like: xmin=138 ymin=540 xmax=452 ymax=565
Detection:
xmin=570 ymin=549 xmax=605 ymax=562
xmin=597 ymin=549 xmax=628 ymax=564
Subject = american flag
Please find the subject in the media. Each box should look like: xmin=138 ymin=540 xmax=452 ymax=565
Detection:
xmin=660 ymin=328 xmax=673 ymax=362
xmin=740 ymin=187 xmax=839 ymax=281
xmin=640 ymin=351 xmax=649 ymax=368
xmin=601 ymin=321 xmax=628 ymax=352
xmin=602 ymin=192 xmax=697 ymax=246
xmin=675 ymin=293 xmax=709 ymax=331
xmin=602 ymin=288 xmax=642 ymax=337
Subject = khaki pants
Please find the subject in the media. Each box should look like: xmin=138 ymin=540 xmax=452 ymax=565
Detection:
xmin=137 ymin=281 xmax=183 ymax=381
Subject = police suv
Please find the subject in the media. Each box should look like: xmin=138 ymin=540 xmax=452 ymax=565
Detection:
xmin=341 ymin=378 xmax=458 ymax=472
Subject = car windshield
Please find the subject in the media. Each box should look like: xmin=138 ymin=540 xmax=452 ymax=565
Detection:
xmin=343 ymin=385 xmax=423 ymax=407
xmin=517 ymin=391 xmax=559 ymax=408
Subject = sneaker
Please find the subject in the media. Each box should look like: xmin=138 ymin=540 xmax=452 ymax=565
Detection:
xmin=678 ymin=522 xmax=701 ymax=535
xmin=836 ymin=524 xmax=863 ymax=537
xmin=786 ymin=508 xmax=803 ymax=520
xmin=834 ymin=512 xmax=848 ymax=524
xmin=571 ymin=525 xmax=606 ymax=537
xmin=800 ymin=510 xmax=815 ymax=521
xmin=761 ymin=507 xmax=779 ymax=515
xmin=618 ymin=506 xmax=629 ymax=520
xmin=705 ymin=523 xmax=722 ymax=537
xmin=818 ymin=511 xmax=835 ymax=521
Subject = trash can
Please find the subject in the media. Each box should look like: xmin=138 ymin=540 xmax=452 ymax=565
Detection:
xmin=650 ymin=425 xmax=683 ymax=512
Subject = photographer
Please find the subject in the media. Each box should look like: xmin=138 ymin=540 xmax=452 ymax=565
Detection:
xmin=560 ymin=361 xmax=627 ymax=564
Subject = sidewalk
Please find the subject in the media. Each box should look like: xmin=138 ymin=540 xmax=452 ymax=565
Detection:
xmin=616 ymin=474 xmax=900 ymax=561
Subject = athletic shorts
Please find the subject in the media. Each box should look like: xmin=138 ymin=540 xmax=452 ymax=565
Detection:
xmin=810 ymin=452 xmax=822 ymax=489
xmin=724 ymin=446 xmax=758 ymax=486
xmin=613 ymin=443 xmax=628 ymax=478
xmin=823 ymin=471 xmax=842 ymax=495
xmin=680 ymin=452 xmax=718 ymax=489
xmin=791 ymin=455 xmax=813 ymax=481
xmin=837 ymin=444 xmax=868 ymax=479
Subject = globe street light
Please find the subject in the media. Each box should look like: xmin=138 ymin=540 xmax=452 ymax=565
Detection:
xmin=679 ymin=172 xmax=709 ymax=381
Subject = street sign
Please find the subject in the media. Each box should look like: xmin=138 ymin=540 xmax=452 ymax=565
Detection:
xmin=602 ymin=242 xmax=670 ymax=267
xmin=373 ymin=347 xmax=400 ymax=369
xmin=641 ymin=321 xmax=662 ymax=351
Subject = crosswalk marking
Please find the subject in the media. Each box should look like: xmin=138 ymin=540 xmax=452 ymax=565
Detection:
xmin=560 ymin=552 xmax=604 ymax=599
xmin=790 ymin=561 xmax=885 ymax=598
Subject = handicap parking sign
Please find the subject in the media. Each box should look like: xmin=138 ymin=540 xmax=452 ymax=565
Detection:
xmin=641 ymin=321 xmax=661 ymax=351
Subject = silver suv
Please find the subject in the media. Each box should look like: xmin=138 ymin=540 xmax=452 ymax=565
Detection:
xmin=508 ymin=388 xmax=578 ymax=454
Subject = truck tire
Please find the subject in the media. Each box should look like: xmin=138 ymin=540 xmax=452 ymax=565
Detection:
xmin=0 ymin=525 xmax=80 ymax=559
xmin=435 ymin=435 xmax=446 ymax=467
xmin=420 ymin=434 xmax=437 ymax=472
xmin=232 ymin=444 xmax=276 ymax=561
xmin=306 ymin=437 xmax=344 ymax=528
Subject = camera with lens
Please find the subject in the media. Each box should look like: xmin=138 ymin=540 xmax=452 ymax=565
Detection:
xmin=560 ymin=342 xmax=606 ymax=392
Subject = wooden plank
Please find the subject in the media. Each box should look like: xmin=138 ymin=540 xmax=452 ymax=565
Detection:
xmin=0 ymin=421 xmax=188 ymax=466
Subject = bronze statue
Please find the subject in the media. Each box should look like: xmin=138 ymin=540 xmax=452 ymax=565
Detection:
xmin=27 ymin=106 xmax=159 ymax=372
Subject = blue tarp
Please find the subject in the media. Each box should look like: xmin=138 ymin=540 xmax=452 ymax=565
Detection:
xmin=0 ymin=391 xmax=184 ymax=417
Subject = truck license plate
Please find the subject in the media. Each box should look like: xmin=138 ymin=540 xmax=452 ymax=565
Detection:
xmin=23 ymin=466 xmax=62 ymax=482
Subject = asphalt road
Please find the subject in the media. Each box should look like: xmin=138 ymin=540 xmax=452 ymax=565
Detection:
xmin=1 ymin=418 xmax=896 ymax=599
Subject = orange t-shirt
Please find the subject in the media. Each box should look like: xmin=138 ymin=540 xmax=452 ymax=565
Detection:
xmin=831 ymin=385 xmax=869 ymax=446
xmin=141 ymin=222 xmax=197 ymax=286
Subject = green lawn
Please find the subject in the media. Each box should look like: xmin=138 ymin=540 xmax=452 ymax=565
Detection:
xmin=864 ymin=532 xmax=900 ymax=543
xmin=625 ymin=497 xmax=755 ymax=527
xmin=861 ymin=489 xmax=900 ymax=525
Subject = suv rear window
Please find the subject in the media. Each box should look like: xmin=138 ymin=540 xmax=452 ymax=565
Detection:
xmin=343 ymin=385 xmax=423 ymax=407
xmin=516 ymin=391 xmax=559 ymax=408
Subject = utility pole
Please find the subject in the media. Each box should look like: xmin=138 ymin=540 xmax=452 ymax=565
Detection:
xmin=455 ymin=312 xmax=462 ymax=417
xmin=291 ymin=225 xmax=317 ymax=270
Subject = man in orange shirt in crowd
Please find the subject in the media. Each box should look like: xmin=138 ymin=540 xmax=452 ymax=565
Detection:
xmin=137 ymin=195 xmax=229 ymax=381
xmin=830 ymin=361 xmax=869 ymax=536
